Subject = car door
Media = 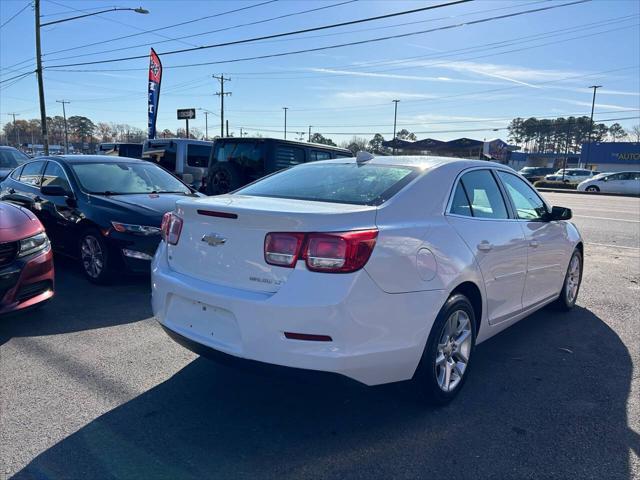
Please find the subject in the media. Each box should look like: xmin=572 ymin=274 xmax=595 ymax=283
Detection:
xmin=496 ymin=171 xmax=568 ymax=309
xmin=39 ymin=160 xmax=79 ymax=254
xmin=446 ymin=169 xmax=528 ymax=325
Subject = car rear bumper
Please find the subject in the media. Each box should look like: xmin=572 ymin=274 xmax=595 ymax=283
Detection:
xmin=151 ymin=242 xmax=446 ymax=386
xmin=0 ymin=246 xmax=54 ymax=314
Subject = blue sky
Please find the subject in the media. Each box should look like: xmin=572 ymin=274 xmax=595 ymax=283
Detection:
xmin=1 ymin=0 xmax=639 ymax=144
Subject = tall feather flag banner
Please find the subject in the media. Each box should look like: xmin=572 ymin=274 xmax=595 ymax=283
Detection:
xmin=147 ymin=48 xmax=162 ymax=139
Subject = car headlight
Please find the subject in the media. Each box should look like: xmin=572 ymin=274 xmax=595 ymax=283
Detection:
xmin=18 ymin=232 xmax=50 ymax=258
xmin=111 ymin=221 xmax=160 ymax=236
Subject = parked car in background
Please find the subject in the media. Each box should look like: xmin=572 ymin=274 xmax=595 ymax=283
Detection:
xmin=142 ymin=138 xmax=213 ymax=192
xmin=153 ymin=155 xmax=583 ymax=404
xmin=206 ymin=137 xmax=353 ymax=195
xmin=97 ymin=142 xmax=143 ymax=159
xmin=0 ymin=155 xmax=200 ymax=283
xmin=0 ymin=146 xmax=30 ymax=180
xmin=0 ymin=201 xmax=54 ymax=314
xmin=545 ymin=168 xmax=599 ymax=184
xmin=577 ymin=171 xmax=640 ymax=194
xmin=518 ymin=166 xmax=556 ymax=184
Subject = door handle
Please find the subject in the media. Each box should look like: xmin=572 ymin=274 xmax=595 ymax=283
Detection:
xmin=8 ymin=188 xmax=15 ymax=194
xmin=478 ymin=241 xmax=493 ymax=252
xmin=529 ymin=240 xmax=540 ymax=248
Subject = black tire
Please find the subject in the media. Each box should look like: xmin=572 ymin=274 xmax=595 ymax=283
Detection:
xmin=413 ymin=293 xmax=477 ymax=406
xmin=554 ymin=249 xmax=583 ymax=311
xmin=79 ymin=228 xmax=113 ymax=284
xmin=586 ymin=186 xmax=599 ymax=192
xmin=207 ymin=162 xmax=245 ymax=195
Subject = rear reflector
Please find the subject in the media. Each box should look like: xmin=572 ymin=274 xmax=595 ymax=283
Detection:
xmin=284 ymin=332 xmax=333 ymax=342
xmin=197 ymin=210 xmax=238 ymax=219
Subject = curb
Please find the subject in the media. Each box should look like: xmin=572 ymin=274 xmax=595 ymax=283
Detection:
xmin=536 ymin=188 xmax=640 ymax=198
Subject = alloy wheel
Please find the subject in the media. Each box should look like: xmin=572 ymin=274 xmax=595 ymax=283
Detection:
xmin=435 ymin=310 xmax=473 ymax=392
xmin=81 ymin=235 xmax=104 ymax=279
xmin=565 ymin=254 xmax=581 ymax=304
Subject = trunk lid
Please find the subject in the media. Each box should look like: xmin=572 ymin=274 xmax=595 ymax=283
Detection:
xmin=168 ymin=194 xmax=377 ymax=293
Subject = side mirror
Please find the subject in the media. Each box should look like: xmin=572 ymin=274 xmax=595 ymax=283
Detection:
xmin=41 ymin=185 xmax=68 ymax=196
xmin=550 ymin=206 xmax=572 ymax=221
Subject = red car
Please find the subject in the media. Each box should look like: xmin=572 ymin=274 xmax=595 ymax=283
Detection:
xmin=0 ymin=201 xmax=54 ymax=314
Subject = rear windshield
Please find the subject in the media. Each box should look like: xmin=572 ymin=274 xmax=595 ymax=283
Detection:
xmin=0 ymin=149 xmax=29 ymax=168
xmin=187 ymin=144 xmax=213 ymax=168
xmin=236 ymin=163 xmax=419 ymax=206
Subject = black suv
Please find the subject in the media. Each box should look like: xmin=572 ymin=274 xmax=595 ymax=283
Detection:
xmin=518 ymin=166 xmax=557 ymax=183
xmin=206 ymin=137 xmax=352 ymax=195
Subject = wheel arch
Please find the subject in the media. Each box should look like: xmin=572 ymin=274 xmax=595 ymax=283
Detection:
xmin=449 ymin=281 xmax=482 ymax=337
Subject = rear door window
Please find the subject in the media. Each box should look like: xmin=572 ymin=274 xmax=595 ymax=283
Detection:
xmin=186 ymin=144 xmax=213 ymax=168
xmin=310 ymin=150 xmax=332 ymax=162
xmin=274 ymin=145 xmax=305 ymax=169
xmin=451 ymin=170 xmax=508 ymax=219
xmin=19 ymin=161 xmax=45 ymax=187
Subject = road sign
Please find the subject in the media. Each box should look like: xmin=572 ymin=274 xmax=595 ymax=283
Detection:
xmin=177 ymin=108 xmax=196 ymax=120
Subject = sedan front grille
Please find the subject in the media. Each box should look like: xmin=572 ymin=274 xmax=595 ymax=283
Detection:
xmin=0 ymin=242 xmax=18 ymax=268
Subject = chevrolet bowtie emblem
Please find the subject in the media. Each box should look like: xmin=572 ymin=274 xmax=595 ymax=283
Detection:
xmin=201 ymin=234 xmax=226 ymax=246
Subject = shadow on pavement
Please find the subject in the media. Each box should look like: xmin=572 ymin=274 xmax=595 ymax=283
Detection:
xmin=0 ymin=256 xmax=151 ymax=346
xmin=13 ymin=306 xmax=638 ymax=479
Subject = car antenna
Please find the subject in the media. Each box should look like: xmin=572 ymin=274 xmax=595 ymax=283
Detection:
xmin=356 ymin=151 xmax=374 ymax=164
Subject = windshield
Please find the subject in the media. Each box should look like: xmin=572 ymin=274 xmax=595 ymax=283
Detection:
xmin=237 ymin=162 xmax=419 ymax=206
xmin=0 ymin=149 xmax=29 ymax=168
xmin=70 ymin=161 xmax=190 ymax=194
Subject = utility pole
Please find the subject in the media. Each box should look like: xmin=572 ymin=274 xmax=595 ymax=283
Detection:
xmin=392 ymin=100 xmax=400 ymax=154
xmin=283 ymin=107 xmax=288 ymax=140
xmin=213 ymin=74 xmax=231 ymax=137
xmin=35 ymin=0 xmax=49 ymax=155
xmin=56 ymin=100 xmax=70 ymax=154
xmin=7 ymin=113 xmax=20 ymax=147
xmin=203 ymin=111 xmax=209 ymax=140
xmin=583 ymin=85 xmax=602 ymax=168
xmin=240 ymin=127 xmax=243 ymax=137
xmin=226 ymin=120 xmax=229 ymax=137
xmin=308 ymin=125 xmax=312 ymax=142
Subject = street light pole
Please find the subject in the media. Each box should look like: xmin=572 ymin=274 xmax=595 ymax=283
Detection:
xmin=283 ymin=107 xmax=288 ymax=140
xmin=308 ymin=125 xmax=312 ymax=142
xmin=392 ymin=99 xmax=400 ymax=155
xmin=34 ymin=2 xmax=149 ymax=156
xmin=583 ymin=85 xmax=602 ymax=168
xmin=56 ymin=100 xmax=70 ymax=153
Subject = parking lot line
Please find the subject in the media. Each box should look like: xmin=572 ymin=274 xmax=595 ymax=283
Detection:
xmin=587 ymin=242 xmax=640 ymax=250
xmin=573 ymin=215 xmax=640 ymax=223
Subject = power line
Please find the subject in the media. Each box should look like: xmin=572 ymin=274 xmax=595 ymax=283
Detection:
xmin=0 ymin=1 xmax=31 ymax=29
xmin=45 ymin=0 xmax=591 ymax=71
xmin=42 ymin=0 xmax=279 ymax=58
xmin=0 ymin=70 xmax=35 ymax=85
xmin=43 ymin=0 xmax=359 ymax=63
xmin=45 ymin=0 xmax=475 ymax=68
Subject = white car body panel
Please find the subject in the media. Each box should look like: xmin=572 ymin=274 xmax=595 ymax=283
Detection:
xmin=577 ymin=172 xmax=640 ymax=194
xmin=152 ymin=156 xmax=583 ymax=386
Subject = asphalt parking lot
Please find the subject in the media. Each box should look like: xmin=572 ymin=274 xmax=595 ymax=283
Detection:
xmin=1 ymin=191 xmax=639 ymax=480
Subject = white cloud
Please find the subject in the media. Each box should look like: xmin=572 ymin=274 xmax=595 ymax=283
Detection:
xmin=334 ymin=91 xmax=438 ymax=101
xmin=308 ymin=68 xmax=503 ymax=86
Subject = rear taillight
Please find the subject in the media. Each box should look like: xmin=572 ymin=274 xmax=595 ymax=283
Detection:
xmin=161 ymin=212 xmax=183 ymax=245
xmin=264 ymin=230 xmax=378 ymax=273
xmin=264 ymin=232 xmax=305 ymax=268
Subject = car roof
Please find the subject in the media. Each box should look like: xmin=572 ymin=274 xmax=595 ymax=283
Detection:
xmin=308 ymin=154 xmax=512 ymax=171
xmin=30 ymin=155 xmax=146 ymax=164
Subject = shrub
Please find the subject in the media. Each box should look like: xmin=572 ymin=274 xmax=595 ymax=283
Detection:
xmin=533 ymin=180 xmax=577 ymax=190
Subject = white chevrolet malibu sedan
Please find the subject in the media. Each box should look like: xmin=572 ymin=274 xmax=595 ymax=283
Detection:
xmin=152 ymin=155 xmax=583 ymax=404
